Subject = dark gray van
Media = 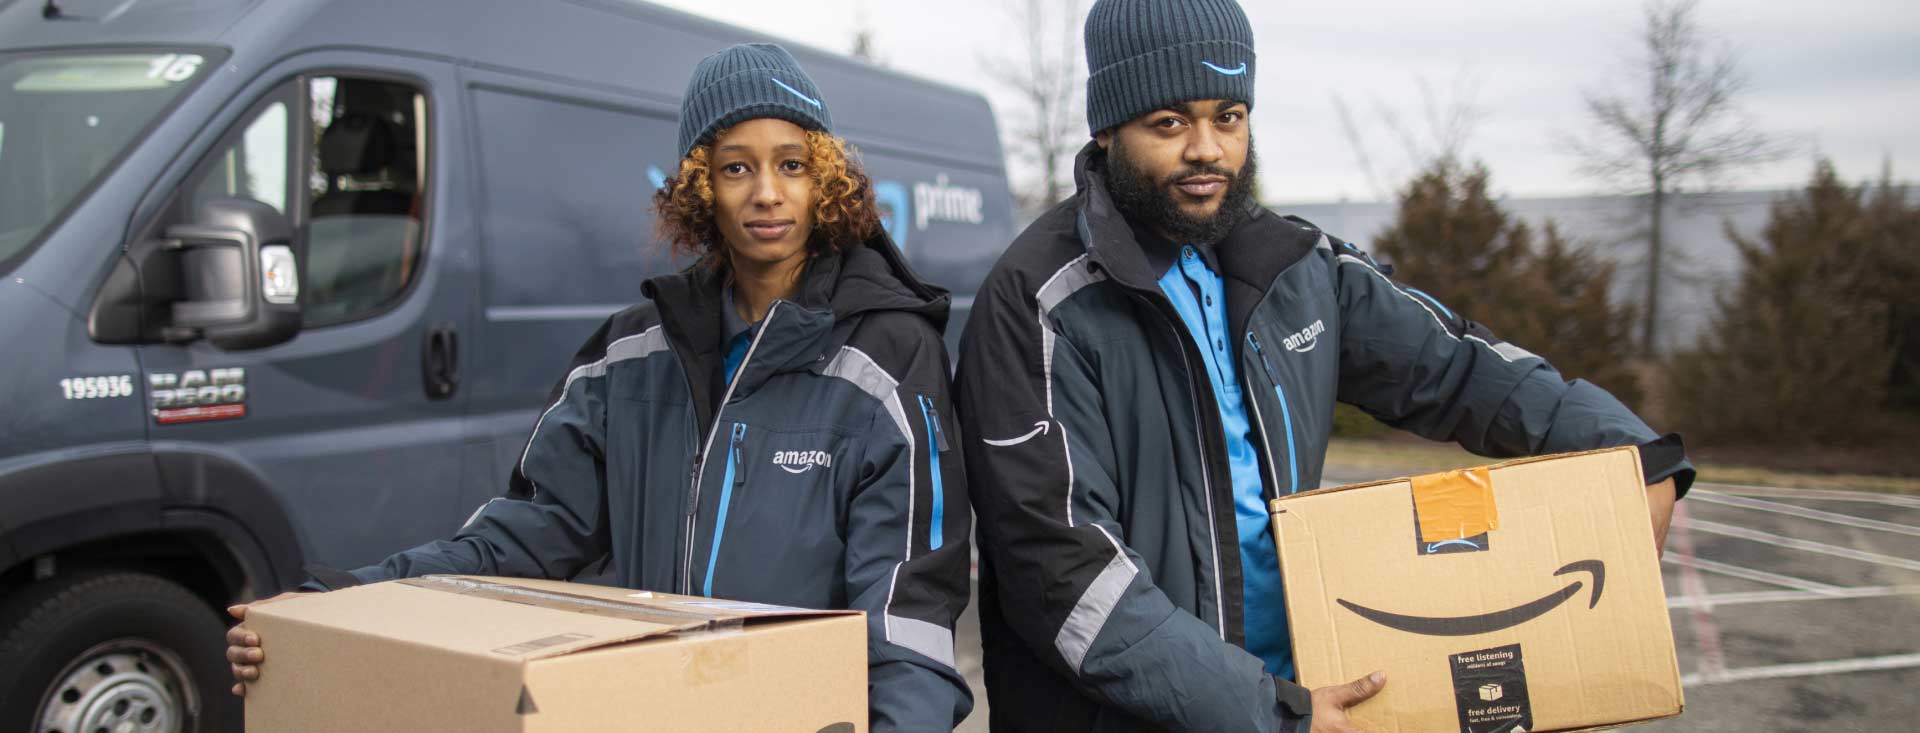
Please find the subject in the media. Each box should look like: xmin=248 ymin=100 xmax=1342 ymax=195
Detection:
xmin=0 ymin=1 xmax=1015 ymax=730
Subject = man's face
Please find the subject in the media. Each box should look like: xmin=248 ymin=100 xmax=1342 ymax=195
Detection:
xmin=1098 ymin=99 xmax=1256 ymax=244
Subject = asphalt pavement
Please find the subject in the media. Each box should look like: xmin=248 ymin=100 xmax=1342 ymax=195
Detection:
xmin=952 ymin=480 xmax=1920 ymax=732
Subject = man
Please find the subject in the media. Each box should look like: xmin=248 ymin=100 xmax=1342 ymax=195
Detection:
xmin=955 ymin=1 xmax=1692 ymax=731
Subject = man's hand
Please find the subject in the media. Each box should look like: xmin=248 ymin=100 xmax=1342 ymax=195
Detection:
xmin=225 ymin=591 xmax=303 ymax=697
xmin=1309 ymin=671 xmax=1386 ymax=732
xmin=1647 ymin=477 xmax=1677 ymax=556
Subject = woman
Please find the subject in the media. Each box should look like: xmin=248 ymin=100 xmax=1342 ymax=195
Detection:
xmin=225 ymin=43 xmax=973 ymax=731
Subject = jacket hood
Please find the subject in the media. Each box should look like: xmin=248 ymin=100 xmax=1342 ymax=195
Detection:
xmin=642 ymin=228 xmax=948 ymax=433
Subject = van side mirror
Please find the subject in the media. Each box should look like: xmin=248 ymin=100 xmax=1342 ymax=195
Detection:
xmin=165 ymin=198 xmax=302 ymax=350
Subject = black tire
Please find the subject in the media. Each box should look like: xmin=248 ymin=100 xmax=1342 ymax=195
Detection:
xmin=0 ymin=571 xmax=241 ymax=733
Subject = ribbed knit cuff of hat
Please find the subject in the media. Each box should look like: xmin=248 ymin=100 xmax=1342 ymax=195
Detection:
xmin=1085 ymin=39 xmax=1255 ymax=134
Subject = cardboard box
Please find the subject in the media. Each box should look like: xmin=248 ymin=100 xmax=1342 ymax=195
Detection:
xmin=244 ymin=575 xmax=867 ymax=732
xmin=1270 ymin=447 xmax=1683 ymax=732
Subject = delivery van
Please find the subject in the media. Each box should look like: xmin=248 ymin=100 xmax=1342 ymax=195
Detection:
xmin=0 ymin=0 xmax=1016 ymax=730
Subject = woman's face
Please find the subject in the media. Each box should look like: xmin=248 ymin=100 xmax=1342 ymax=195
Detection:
xmin=709 ymin=118 xmax=816 ymax=270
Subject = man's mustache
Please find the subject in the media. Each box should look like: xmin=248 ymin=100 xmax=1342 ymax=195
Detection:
xmin=1160 ymin=164 xmax=1240 ymax=187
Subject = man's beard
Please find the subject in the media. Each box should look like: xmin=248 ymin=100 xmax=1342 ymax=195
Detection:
xmin=1103 ymin=137 xmax=1259 ymax=245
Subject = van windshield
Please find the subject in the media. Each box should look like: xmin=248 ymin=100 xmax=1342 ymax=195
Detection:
xmin=0 ymin=50 xmax=210 ymax=271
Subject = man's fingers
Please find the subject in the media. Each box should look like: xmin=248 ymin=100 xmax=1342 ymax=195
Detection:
xmin=1338 ymin=670 xmax=1387 ymax=707
xmin=225 ymin=624 xmax=248 ymax=645
xmin=227 ymin=604 xmax=246 ymax=621
xmin=226 ymin=646 xmax=263 ymax=664
xmin=231 ymin=682 xmax=245 ymax=698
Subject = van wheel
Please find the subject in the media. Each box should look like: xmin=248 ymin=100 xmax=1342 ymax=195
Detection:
xmin=0 ymin=571 xmax=239 ymax=733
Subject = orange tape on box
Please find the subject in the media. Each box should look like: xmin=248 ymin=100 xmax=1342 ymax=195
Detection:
xmin=1410 ymin=466 xmax=1498 ymax=543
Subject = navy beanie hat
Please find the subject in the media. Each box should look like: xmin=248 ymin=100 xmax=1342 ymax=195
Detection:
xmin=1083 ymin=0 xmax=1256 ymax=134
xmin=676 ymin=43 xmax=833 ymax=158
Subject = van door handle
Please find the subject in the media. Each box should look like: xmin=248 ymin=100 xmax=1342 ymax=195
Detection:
xmin=422 ymin=322 xmax=460 ymax=400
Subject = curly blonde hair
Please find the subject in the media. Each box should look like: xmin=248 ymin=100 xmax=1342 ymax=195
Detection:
xmin=652 ymin=129 xmax=881 ymax=271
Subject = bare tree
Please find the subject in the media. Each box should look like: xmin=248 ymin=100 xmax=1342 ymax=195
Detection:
xmin=849 ymin=0 xmax=882 ymax=64
xmin=1570 ymin=0 xmax=1784 ymax=353
xmin=1332 ymin=72 xmax=1484 ymax=202
xmin=979 ymin=0 xmax=1086 ymax=213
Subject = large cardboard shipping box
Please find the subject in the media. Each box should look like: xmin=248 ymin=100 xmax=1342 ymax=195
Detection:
xmin=244 ymin=575 xmax=867 ymax=732
xmin=1270 ymin=447 xmax=1683 ymax=732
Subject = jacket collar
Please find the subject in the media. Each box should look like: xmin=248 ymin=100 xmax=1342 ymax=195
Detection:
xmin=642 ymin=229 xmax=948 ymax=433
xmin=1069 ymin=142 xmax=1323 ymax=340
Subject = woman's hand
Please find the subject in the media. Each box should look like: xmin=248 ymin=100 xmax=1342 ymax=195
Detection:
xmin=225 ymin=591 xmax=303 ymax=696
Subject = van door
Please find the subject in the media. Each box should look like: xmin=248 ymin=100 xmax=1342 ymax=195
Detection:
xmin=134 ymin=53 xmax=478 ymax=577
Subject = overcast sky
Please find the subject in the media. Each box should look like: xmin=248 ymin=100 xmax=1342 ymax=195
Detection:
xmin=648 ymin=0 xmax=1920 ymax=204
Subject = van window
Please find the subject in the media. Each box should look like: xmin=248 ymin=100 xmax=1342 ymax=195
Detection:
xmin=0 ymin=50 xmax=211 ymax=273
xmin=302 ymin=77 xmax=428 ymax=326
xmin=188 ymin=100 xmax=291 ymax=214
xmin=180 ymin=75 xmax=428 ymax=327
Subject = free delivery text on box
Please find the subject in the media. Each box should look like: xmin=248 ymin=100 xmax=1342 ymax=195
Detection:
xmin=243 ymin=575 xmax=867 ymax=732
xmin=1270 ymin=447 xmax=1683 ymax=732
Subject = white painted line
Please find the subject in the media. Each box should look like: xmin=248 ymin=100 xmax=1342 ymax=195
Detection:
xmin=1675 ymin=518 xmax=1920 ymax=573
xmin=1667 ymin=585 xmax=1920 ymax=609
xmin=1682 ymin=653 xmax=1920 ymax=686
xmin=1662 ymin=553 xmax=1839 ymax=592
xmin=1691 ymin=491 xmax=1920 ymax=537
xmin=1695 ymin=482 xmax=1920 ymax=509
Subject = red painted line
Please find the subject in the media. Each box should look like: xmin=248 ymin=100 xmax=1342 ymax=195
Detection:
xmin=154 ymin=404 xmax=247 ymax=424
xmin=1670 ymin=500 xmax=1728 ymax=682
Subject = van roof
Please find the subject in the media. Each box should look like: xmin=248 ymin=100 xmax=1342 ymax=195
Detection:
xmin=6 ymin=0 xmax=1008 ymax=170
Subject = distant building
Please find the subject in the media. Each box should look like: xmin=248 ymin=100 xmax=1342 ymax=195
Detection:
xmin=1274 ymin=191 xmax=1789 ymax=354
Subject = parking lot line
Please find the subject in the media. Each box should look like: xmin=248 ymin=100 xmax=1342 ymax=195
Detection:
xmin=1690 ymin=491 xmax=1920 ymax=537
xmin=1669 ymin=501 xmax=1729 ymax=679
xmin=1667 ymin=584 xmax=1920 ymax=609
xmin=1662 ymin=553 xmax=1839 ymax=592
xmin=1696 ymin=483 xmax=1920 ymax=509
xmin=1681 ymin=653 xmax=1920 ymax=686
xmin=1675 ymin=518 xmax=1920 ymax=573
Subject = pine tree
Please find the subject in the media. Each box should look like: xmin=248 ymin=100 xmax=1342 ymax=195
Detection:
xmin=1370 ymin=160 xmax=1644 ymax=408
xmin=1665 ymin=161 xmax=1896 ymax=440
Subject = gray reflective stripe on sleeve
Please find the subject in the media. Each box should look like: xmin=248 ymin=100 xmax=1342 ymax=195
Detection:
xmin=518 ymin=326 xmax=667 ymax=498
xmin=1055 ymin=526 xmax=1139 ymax=673
xmin=460 ymin=498 xmax=504 ymax=530
xmin=1472 ymin=335 xmax=1539 ymax=363
xmin=1036 ymin=254 xmax=1106 ymax=415
xmin=885 ymin=613 xmax=957 ymax=669
xmin=1339 ymin=254 xmax=1539 ymax=364
xmin=823 ymin=346 xmax=913 ymax=445
xmin=1315 ymin=233 xmax=1332 ymax=252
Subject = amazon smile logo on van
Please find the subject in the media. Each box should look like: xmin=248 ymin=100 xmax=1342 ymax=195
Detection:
xmin=773 ymin=450 xmax=833 ymax=474
xmin=1336 ymin=560 xmax=1605 ymax=636
xmin=1283 ymin=320 xmax=1325 ymax=353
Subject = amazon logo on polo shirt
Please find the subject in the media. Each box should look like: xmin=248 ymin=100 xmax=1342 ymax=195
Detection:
xmin=1337 ymin=560 xmax=1605 ymax=637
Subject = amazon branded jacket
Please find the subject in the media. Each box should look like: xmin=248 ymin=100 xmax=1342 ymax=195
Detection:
xmin=955 ymin=145 xmax=1694 ymax=733
xmin=311 ymin=235 xmax=974 ymax=732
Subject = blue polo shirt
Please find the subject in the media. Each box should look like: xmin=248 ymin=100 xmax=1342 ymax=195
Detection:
xmin=1155 ymin=242 xmax=1294 ymax=680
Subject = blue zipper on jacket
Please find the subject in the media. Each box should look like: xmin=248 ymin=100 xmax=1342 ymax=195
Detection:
xmin=1246 ymin=333 xmax=1299 ymax=495
xmin=917 ymin=394 xmax=947 ymax=551
xmin=702 ymin=422 xmax=748 ymax=597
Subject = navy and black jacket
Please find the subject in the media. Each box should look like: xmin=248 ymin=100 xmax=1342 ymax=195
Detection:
xmin=955 ymin=145 xmax=1693 ymax=733
xmin=311 ymin=234 xmax=974 ymax=731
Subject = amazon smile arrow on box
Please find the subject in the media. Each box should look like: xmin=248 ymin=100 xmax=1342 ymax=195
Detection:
xmin=1270 ymin=447 xmax=1683 ymax=732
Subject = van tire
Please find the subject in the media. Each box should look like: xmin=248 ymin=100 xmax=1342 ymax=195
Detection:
xmin=0 ymin=571 xmax=240 ymax=733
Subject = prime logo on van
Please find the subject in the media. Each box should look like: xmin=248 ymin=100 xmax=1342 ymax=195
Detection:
xmin=148 ymin=368 xmax=248 ymax=424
